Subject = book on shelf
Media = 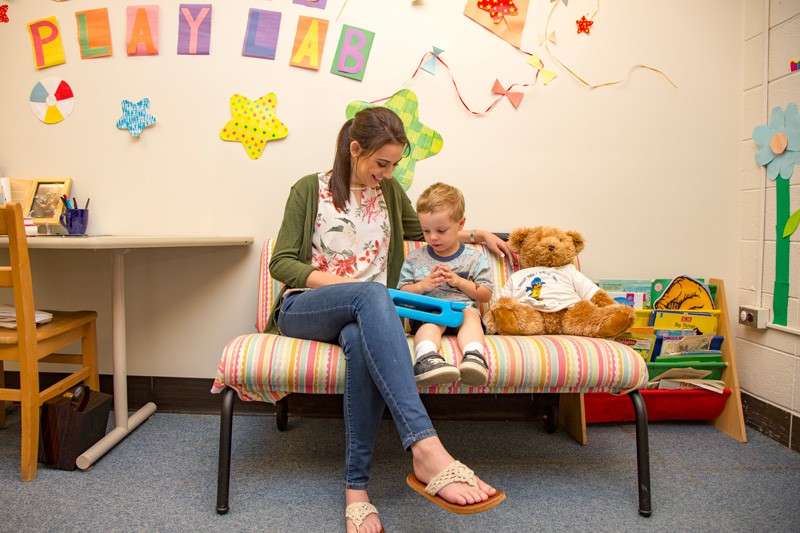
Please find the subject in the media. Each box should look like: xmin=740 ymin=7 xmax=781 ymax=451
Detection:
xmin=651 ymin=378 xmax=726 ymax=394
xmin=598 ymin=279 xmax=652 ymax=308
xmin=0 ymin=304 xmax=53 ymax=329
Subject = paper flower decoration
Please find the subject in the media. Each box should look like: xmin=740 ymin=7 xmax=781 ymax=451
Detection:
xmin=0 ymin=5 xmax=8 ymax=23
xmin=346 ymin=89 xmax=443 ymax=191
xmin=753 ymin=103 xmax=800 ymax=180
xmin=220 ymin=92 xmax=288 ymax=160
xmin=576 ymin=16 xmax=593 ymax=34
xmin=116 ymin=98 xmax=156 ymax=137
xmin=477 ymin=0 xmax=519 ymax=24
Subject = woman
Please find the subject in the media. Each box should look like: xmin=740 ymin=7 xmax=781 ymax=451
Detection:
xmin=268 ymin=107 xmax=510 ymax=533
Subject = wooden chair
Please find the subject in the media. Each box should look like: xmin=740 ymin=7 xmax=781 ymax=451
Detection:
xmin=0 ymin=202 xmax=99 ymax=481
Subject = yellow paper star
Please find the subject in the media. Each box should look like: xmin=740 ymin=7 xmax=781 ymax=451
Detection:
xmin=220 ymin=92 xmax=288 ymax=160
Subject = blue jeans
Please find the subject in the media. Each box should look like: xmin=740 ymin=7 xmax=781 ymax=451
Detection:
xmin=277 ymin=282 xmax=437 ymax=490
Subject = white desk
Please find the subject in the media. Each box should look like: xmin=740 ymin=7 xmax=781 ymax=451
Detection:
xmin=0 ymin=235 xmax=254 ymax=469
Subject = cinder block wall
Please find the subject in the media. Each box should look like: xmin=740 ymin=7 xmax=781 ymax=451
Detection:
xmin=737 ymin=0 xmax=800 ymax=452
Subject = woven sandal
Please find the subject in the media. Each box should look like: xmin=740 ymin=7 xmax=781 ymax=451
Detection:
xmin=345 ymin=502 xmax=383 ymax=533
xmin=459 ymin=350 xmax=489 ymax=387
xmin=405 ymin=460 xmax=506 ymax=514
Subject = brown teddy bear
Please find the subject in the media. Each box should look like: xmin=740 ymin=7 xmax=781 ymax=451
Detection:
xmin=483 ymin=226 xmax=635 ymax=338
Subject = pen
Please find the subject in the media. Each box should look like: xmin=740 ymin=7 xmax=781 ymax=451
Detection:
xmin=60 ymin=196 xmax=70 ymax=209
xmin=73 ymin=198 xmax=78 ymax=210
xmin=84 ymin=198 xmax=90 ymax=209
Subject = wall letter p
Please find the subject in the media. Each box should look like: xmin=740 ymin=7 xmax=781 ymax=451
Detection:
xmin=28 ymin=17 xmax=66 ymax=69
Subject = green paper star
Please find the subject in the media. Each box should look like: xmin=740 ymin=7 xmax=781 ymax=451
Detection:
xmin=346 ymin=89 xmax=443 ymax=190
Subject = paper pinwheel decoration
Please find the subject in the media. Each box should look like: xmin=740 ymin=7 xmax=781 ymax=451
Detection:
xmin=0 ymin=5 xmax=8 ymax=23
xmin=753 ymin=103 xmax=800 ymax=181
xmin=576 ymin=16 xmax=593 ymax=34
xmin=477 ymin=0 xmax=519 ymax=24
xmin=491 ymin=79 xmax=523 ymax=109
xmin=116 ymin=98 xmax=156 ymax=137
xmin=220 ymin=92 xmax=288 ymax=160
xmin=346 ymin=89 xmax=442 ymax=191
xmin=421 ymin=46 xmax=444 ymax=75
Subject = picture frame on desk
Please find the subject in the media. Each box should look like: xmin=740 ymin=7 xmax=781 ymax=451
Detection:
xmin=10 ymin=178 xmax=72 ymax=228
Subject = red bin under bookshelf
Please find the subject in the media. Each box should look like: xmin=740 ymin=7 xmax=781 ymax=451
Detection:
xmin=584 ymin=389 xmax=732 ymax=423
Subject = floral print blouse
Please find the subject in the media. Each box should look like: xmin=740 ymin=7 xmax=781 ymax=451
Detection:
xmin=311 ymin=172 xmax=390 ymax=284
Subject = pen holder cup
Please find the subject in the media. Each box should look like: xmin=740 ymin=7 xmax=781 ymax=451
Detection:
xmin=60 ymin=209 xmax=89 ymax=236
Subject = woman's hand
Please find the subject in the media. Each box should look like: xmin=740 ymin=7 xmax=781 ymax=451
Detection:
xmin=476 ymin=230 xmax=518 ymax=268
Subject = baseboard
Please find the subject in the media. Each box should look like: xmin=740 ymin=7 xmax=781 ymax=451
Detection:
xmin=7 ymin=372 xmax=796 ymax=453
xmin=741 ymin=391 xmax=799 ymax=453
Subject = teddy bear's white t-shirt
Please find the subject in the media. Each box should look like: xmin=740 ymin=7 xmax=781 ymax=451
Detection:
xmin=500 ymin=264 xmax=599 ymax=312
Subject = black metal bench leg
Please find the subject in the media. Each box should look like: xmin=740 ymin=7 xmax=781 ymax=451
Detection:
xmin=629 ymin=390 xmax=652 ymax=517
xmin=216 ymin=387 xmax=236 ymax=515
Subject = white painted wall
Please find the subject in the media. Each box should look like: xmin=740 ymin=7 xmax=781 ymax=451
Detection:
xmin=0 ymin=1 xmax=743 ymax=378
xmin=738 ymin=0 xmax=800 ymax=419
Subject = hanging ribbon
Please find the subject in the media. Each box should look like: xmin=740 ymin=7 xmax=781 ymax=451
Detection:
xmin=369 ymin=49 xmax=540 ymax=115
xmin=541 ymin=0 xmax=676 ymax=89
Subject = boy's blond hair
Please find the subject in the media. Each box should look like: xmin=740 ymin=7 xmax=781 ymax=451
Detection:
xmin=416 ymin=182 xmax=465 ymax=222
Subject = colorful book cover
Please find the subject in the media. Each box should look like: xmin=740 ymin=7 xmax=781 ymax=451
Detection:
xmin=649 ymin=309 xmax=721 ymax=335
xmin=613 ymin=332 xmax=657 ymax=361
xmin=599 ymin=279 xmax=652 ymax=307
xmin=607 ymin=291 xmax=647 ymax=309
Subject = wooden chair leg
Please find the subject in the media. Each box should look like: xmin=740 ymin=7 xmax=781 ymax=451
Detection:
xmin=81 ymin=320 xmax=100 ymax=391
xmin=0 ymin=360 xmax=5 ymax=428
xmin=20 ymin=389 xmax=39 ymax=481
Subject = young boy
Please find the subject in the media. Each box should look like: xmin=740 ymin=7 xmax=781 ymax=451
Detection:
xmin=397 ymin=182 xmax=494 ymax=387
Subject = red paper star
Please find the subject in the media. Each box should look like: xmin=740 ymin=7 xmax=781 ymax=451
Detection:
xmin=0 ymin=5 xmax=9 ymax=24
xmin=576 ymin=15 xmax=593 ymax=34
xmin=477 ymin=0 xmax=519 ymax=24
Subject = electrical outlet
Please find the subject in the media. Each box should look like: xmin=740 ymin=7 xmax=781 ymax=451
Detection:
xmin=738 ymin=305 xmax=769 ymax=329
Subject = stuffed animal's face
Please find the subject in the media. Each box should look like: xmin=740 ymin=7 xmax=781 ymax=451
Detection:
xmin=509 ymin=226 xmax=586 ymax=269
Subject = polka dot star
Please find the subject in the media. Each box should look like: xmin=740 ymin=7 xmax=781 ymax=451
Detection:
xmin=220 ymin=92 xmax=288 ymax=160
xmin=346 ymin=89 xmax=443 ymax=191
xmin=576 ymin=15 xmax=593 ymax=34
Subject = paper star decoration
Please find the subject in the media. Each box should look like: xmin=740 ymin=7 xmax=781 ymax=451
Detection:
xmin=421 ymin=46 xmax=444 ymax=75
xmin=477 ymin=0 xmax=519 ymax=24
xmin=346 ymin=89 xmax=443 ymax=191
xmin=0 ymin=5 xmax=9 ymax=24
xmin=526 ymin=52 xmax=558 ymax=85
xmin=116 ymin=98 xmax=156 ymax=137
xmin=577 ymin=15 xmax=593 ymax=34
xmin=491 ymin=79 xmax=523 ymax=109
xmin=220 ymin=92 xmax=288 ymax=160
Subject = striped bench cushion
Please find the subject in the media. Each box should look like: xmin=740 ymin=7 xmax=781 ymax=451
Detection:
xmin=212 ymin=239 xmax=648 ymax=403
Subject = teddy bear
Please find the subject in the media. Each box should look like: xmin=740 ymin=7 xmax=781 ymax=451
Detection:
xmin=483 ymin=226 xmax=635 ymax=338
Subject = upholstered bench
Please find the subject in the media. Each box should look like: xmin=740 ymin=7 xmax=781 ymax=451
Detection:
xmin=212 ymin=239 xmax=652 ymax=516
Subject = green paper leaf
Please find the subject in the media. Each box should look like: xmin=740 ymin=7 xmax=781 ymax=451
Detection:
xmin=783 ymin=209 xmax=800 ymax=238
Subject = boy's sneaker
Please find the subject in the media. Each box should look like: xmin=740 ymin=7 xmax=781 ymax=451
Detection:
xmin=459 ymin=350 xmax=489 ymax=386
xmin=414 ymin=352 xmax=460 ymax=387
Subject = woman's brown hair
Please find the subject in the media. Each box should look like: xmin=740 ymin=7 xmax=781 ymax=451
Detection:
xmin=330 ymin=107 xmax=409 ymax=210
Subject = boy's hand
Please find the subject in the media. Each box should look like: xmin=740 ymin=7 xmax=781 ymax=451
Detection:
xmin=417 ymin=266 xmax=446 ymax=293
xmin=437 ymin=265 xmax=464 ymax=292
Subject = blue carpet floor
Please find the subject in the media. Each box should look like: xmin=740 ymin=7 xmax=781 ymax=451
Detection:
xmin=1 ymin=407 xmax=798 ymax=532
